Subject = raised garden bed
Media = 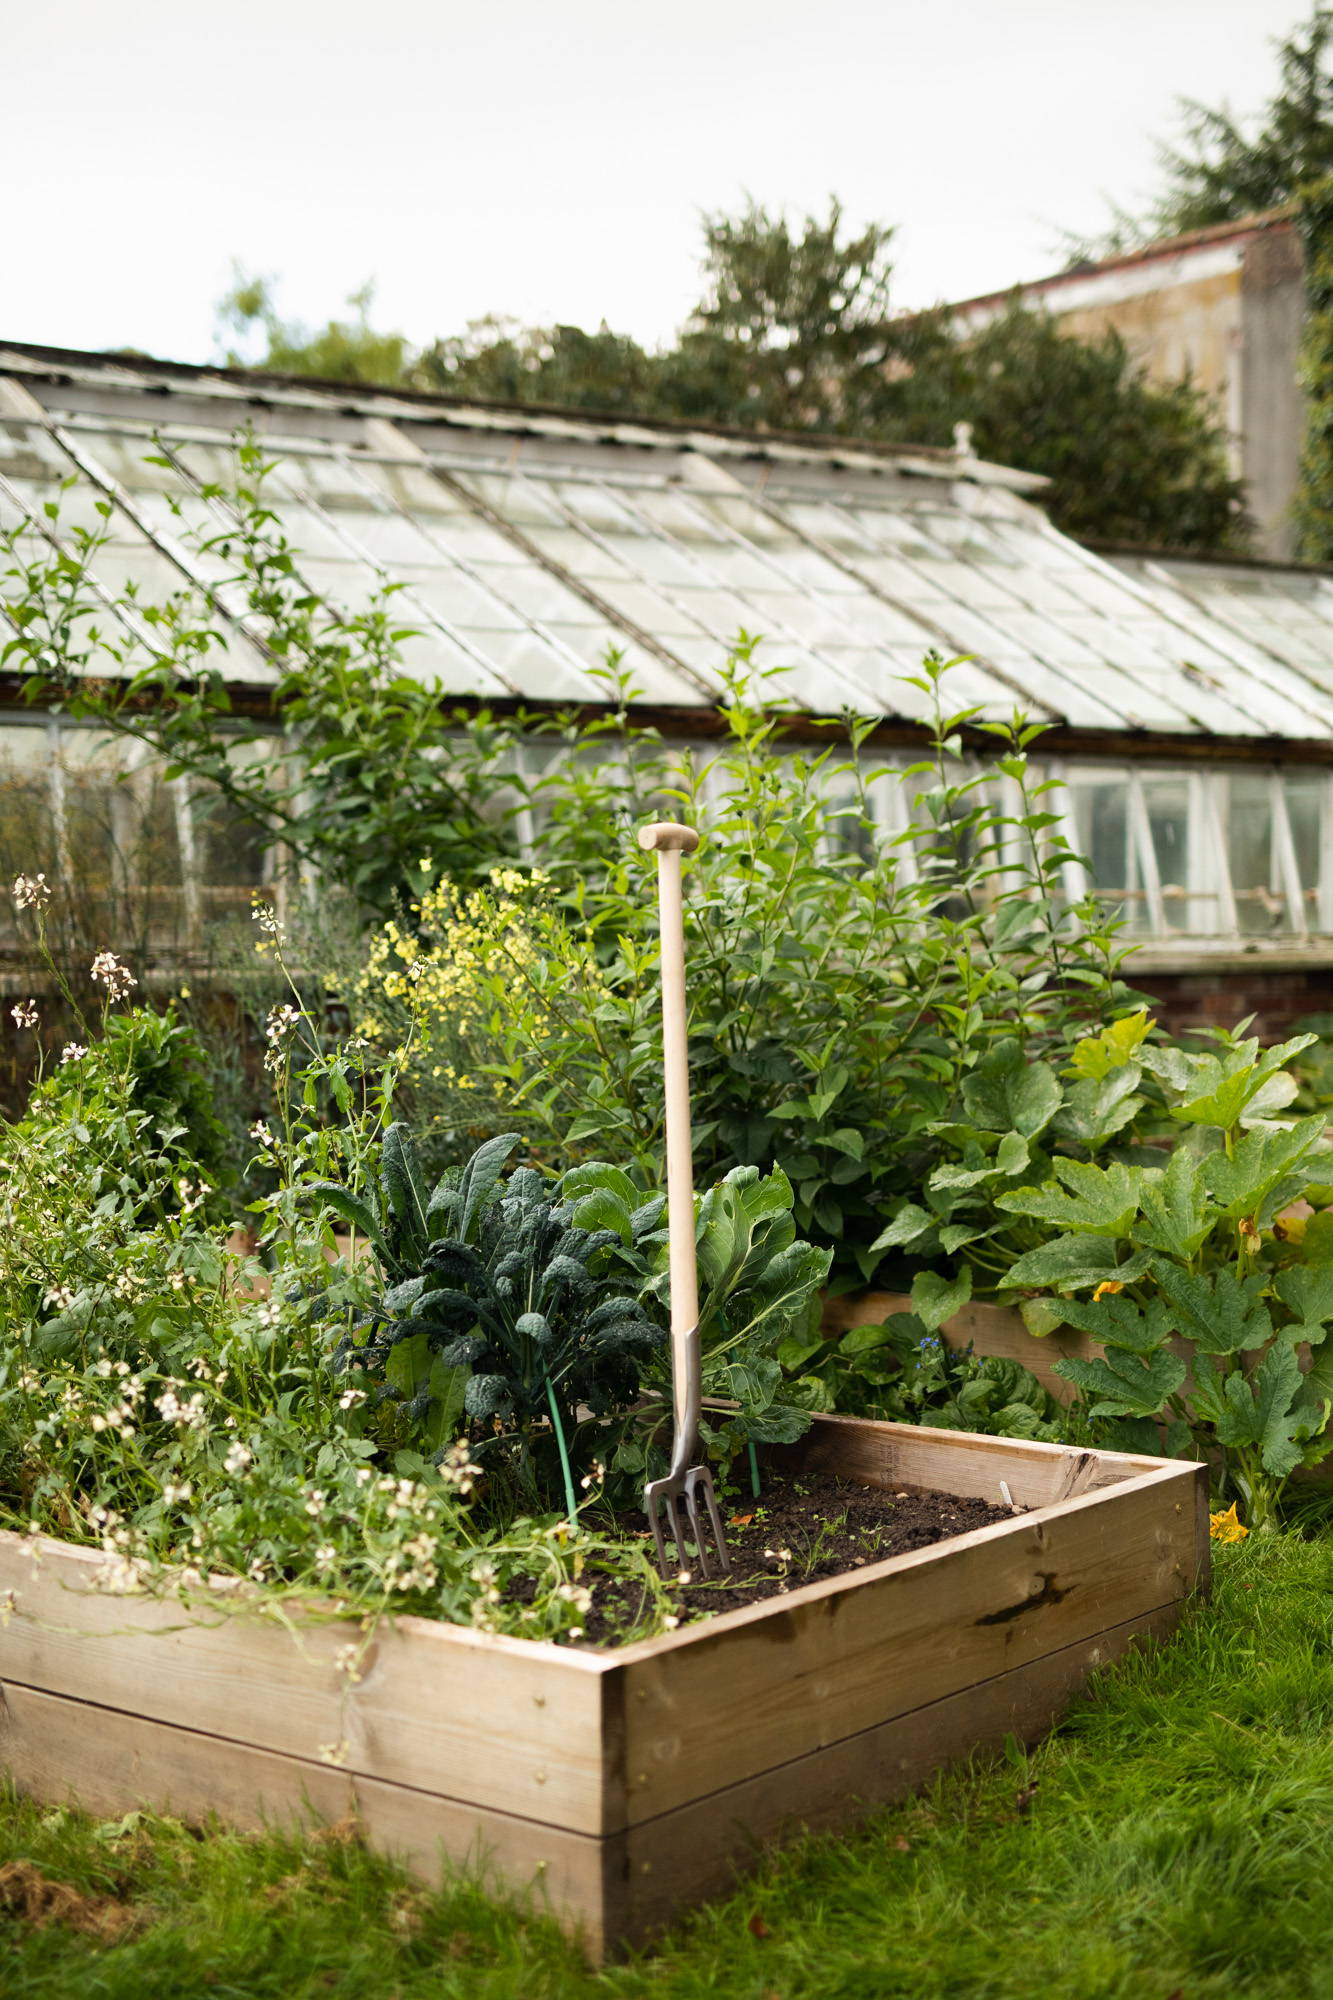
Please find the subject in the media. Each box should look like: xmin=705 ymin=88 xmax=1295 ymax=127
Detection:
xmin=0 ymin=1414 xmax=1207 ymax=1960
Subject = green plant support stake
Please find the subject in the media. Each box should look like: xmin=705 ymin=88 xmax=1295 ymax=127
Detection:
xmin=748 ymin=1441 xmax=762 ymax=1500
xmin=544 ymin=1375 xmax=579 ymax=1528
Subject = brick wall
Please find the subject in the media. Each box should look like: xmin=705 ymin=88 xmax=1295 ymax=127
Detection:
xmin=1134 ymin=965 xmax=1333 ymax=1039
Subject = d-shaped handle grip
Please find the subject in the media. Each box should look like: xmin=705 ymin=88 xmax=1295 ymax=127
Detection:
xmin=638 ymin=821 xmax=699 ymax=855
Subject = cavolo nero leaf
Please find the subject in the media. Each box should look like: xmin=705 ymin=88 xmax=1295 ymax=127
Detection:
xmin=307 ymin=1182 xmax=381 ymax=1250
xmin=455 ymin=1131 xmax=522 ymax=1241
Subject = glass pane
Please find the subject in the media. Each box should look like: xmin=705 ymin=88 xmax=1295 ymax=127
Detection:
xmin=1068 ymin=776 xmax=1131 ymax=926
xmin=1228 ymin=774 xmax=1281 ymax=934
xmin=57 ymin=731 xmax=187 ymax=952
xmin=1142 ymin=776 xmax=1191 ymax=931
xmin=191 ymin=785 xmax=269 ymax=892
xmin=0 ymin=722 xmax=56 ymax=947
xmin=1285 ymin=773 xmax=1324 ymax=911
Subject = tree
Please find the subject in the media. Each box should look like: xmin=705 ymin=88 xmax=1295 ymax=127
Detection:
xmin=1154 ymin=7 xmax=1333 ymax=235
xmin=414 ymin=317 xmax=661 ymax=412
xmin=217 ymin=270 xmax=413 ymax=389
xmin=1293 ymin=173 xmax=1333 ymax=559
xmin=212 ymin=203 xmax=1247 ymax=551
xmin=1070 ymin=6 xmax=1333 ymax=255
xmin=901 ymin=307 xmax=1247 ymax=549
xmin=656 ymin=200 xmax=952 ymax=434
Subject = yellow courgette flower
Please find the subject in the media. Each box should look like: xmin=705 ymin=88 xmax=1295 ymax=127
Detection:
xmin=1209 ymin=1503 xmax=1249 ymax=1544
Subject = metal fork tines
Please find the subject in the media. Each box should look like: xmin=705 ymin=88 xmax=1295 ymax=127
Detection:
xmin=645 ymin=1462 xmax=731 ymax=1581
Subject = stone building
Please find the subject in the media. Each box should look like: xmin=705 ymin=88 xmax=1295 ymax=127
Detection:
xmin=948 ymin=209 xmax=1305 ymax=560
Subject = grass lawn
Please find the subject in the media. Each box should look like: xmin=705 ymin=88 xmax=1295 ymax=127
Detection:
xmin=3 ymin=1531 xmax=1333 ymax=1999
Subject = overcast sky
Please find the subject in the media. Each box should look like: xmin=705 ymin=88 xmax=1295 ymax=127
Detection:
xmin=1 ymin=0 xmax=1301 ymax=365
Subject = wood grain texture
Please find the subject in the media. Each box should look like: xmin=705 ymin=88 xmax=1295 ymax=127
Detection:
xmin=784 ymin=1410 xmax=1166 ymax=1504
xmin=0 ymin=1533 xmax=614 ymax=1834
xmin=613 ymin=1457 xmax=1204 ymax=1824
xmin=0 ymin=1680 xmax=613 ymax=1958
xmin=618 ymin=1598 xmax=1184 ymax=1946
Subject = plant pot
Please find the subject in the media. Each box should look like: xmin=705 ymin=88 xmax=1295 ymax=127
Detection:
xmin=0 ymin=1415 xmax=1206 ymax=1961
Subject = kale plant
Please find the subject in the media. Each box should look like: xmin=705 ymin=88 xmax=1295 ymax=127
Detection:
xmin=314 ymin=1129 xmax=663 ymax=1508
xmin=315 ymin=1132 xmax=833 ymax=1509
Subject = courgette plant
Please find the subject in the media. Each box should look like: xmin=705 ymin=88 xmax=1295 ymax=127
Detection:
xmin=991 ymin=1027 xmax=1333 ymax=1527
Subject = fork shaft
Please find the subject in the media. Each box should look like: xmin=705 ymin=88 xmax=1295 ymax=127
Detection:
xmin=639 ymin=822 xmax=731 ymax=1585
xmin=639 ymin=825 xmax=701 ymax=1469
xmin=655 ymin=842 xmax=700 ymax=1414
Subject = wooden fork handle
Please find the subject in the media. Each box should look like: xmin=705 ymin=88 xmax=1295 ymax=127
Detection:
xmin=638 ymin=821 xmax=699 ymax=855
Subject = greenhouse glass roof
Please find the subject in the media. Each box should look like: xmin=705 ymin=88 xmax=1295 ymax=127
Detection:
xmin=1108 ymin=552 xmax=1333 ymax=721
xmin=2 ymin=340 xmax=1330 ymax=746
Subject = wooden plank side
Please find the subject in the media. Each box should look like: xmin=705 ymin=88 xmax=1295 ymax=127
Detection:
xmin=0 ymin=1532 xmax=615 ymax=1836
xmin=785 ymin=1409 xmax=1166 ymax=1504
xmin=615 ymin=1462 xmax=1205 ymax=1825
xmin=0 ymin=1680 xmax=615 ymax=1961
xmin=620 ymin=1598 xmax=1184 ymax=1947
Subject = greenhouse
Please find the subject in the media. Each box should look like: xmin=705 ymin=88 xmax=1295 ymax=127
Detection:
xmin=3 ymin=338 xmax=1333 ymax=982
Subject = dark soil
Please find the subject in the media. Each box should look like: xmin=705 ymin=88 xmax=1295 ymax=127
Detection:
xmin=518 ymin=1469 xmax=1013 ymax=1648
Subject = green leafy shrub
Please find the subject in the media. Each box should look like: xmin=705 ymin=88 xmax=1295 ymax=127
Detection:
xmin=866 ymin=1010 xmax=1161 ymax=1295
xmin=18 ymin=1005 xmax=235 ymax=1230
xmin=355 ymin=656 xmax=1136 ymax=1286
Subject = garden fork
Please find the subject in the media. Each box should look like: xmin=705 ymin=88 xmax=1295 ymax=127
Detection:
xmin=639 ymin=821 xmax=732 ymax=1582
